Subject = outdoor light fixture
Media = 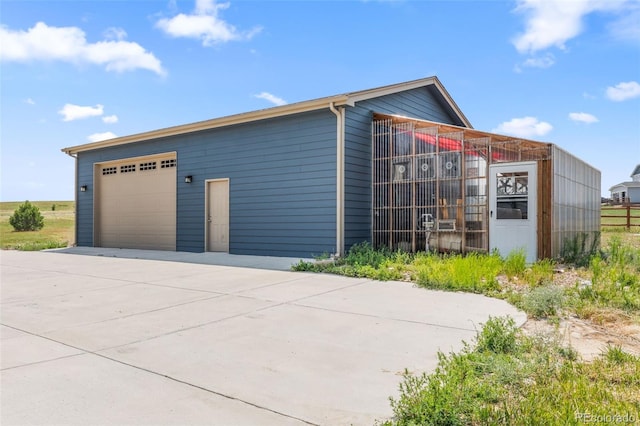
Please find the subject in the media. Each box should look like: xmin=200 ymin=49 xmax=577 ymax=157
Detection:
xmin=184 ymin=176 xmax=193 ymax=184
xmin=80 ymin=185 xmax=87 ymax=192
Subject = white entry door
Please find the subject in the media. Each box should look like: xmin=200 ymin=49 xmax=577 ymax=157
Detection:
xmin=207 ymin=179 xmax=230 ymax=252
xmin=489 ymin=162 xmax=537 ymax=263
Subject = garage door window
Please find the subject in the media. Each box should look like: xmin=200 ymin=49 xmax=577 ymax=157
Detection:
xmin=102 ymin=166 xmax=117 ymax=175
xmin=161 ymin=159 xmax=176 ymax=168
xmin=120 ymin=164 xmax=136 ymax=173
xmin=140 ymin=161 xmax=157 ymax=171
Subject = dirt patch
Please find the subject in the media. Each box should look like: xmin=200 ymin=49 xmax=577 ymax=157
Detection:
xmin=522 ymin=316 xmax=640 ymax=361
xmin=505 ymin=265 xmax=640 ymax=361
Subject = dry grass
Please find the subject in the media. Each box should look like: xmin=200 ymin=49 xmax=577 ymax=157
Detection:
xmin=0 ymin=201 xmax=75 ymax=249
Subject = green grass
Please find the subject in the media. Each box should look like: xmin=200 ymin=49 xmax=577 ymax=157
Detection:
xmin=382 ymin=317 xmax=640 ymax=426
xmin=0 ymin=201 xmax=75 ymax=250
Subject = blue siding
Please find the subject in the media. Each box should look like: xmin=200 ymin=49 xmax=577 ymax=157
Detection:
xmin=343 ymin=86 xmax=463 ymax=249
xmin=75 ymin=84 xmax=464 ymax=257
xmin=76 ymin=110 xmax=337 ymax=257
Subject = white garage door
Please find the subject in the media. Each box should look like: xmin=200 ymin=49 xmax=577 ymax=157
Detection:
xmin=95 ymin=154 xmax=177 ymax=250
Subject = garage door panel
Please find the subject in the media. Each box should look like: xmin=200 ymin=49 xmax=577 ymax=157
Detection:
xmin=96 ymin=155 xmax=176 ymax=250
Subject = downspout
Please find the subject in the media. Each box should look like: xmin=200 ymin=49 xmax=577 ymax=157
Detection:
xmin=64 ymin=151 xmax=79 ymax=247
xmin=329 ymin=102 xmax=345 ymax=257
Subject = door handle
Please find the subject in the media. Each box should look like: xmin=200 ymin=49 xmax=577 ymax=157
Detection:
xmin=490 ymin=210 xmax=493 ymax=218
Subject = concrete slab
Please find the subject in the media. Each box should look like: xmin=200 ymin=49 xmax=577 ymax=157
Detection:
xmin=53 ymin=246 xmax=310 ymax=271
xmin=2 ymin=353 xmax=308 ymax=425
xmin=1 ymin=326 xmax=83 ymax=370
xmin=148 ymin=267 xmax=306 ymax=294
xmin=295 ymin=280 xmax=527 ymax=331
xmin=2 ymin=283 xmax=216 ymax=334
xmin=44 ymin=295 xmax=277 ymax=352
xmin=100 ymin=303 xmax=472 ymax=425
xmin=1 ymin=250 xmax=526 ymax=425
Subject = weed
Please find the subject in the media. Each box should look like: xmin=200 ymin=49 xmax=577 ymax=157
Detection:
xmin=475 ymin=316 xmax=519 ymax=354
xmin=604 ymin=345 xmax=636 ymax=364
xmin=560 ymin=232 xmax=601 ymax=267
xmin=521 ymin=285 xmax=565 ymax=318
xmin=12 ymin=240 xmax=68 ymax=251
xmin=383 ymin=318 xmax=640 ymax=426
xmin=344 ymin=241 xmax=393 ymax=268
xmin=415 ymin=252 xmax=502 ymax=293
xmin=503 ymin=249 xmax=526 ymax=278
xmin=524 ymin=258 xmax=555 ymax=287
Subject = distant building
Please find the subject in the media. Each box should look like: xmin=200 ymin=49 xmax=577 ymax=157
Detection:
xmin=610 ymin=164 xmax=640 ymax=204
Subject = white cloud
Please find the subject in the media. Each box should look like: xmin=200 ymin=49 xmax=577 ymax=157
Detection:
xmin=569 ymin=112 xmax=599 ymax=123
xmin=608 ymin=5 xmax=640 ymax=42
xmin=492 ymin=117 xmax=553 ymax=139
xmin=24 ymin=98 xmax=35 ymax=105
xmin=59 ymin=103 xmax=104 ymax=121
xmin=102 ymin=114 xmax=118 ymax=124
xmin=511 ymin=0 xmax=632 ymax=54
xmin=87 ymin=131 xmax=117 ymax=142
xmin=156 ymin=0 xmax=262 ymax=46
xmin=253 ymin=92 xmax=287 ymax=106
xmin=606 ymin=81 xmax=640 ymax=101
xmin=103 ymin=27 xmax=127 ymax=41
xmin=522 ymin=53 xmax=555 ymax=69
xmin=0 ymin=22 xmax=166 ymax=76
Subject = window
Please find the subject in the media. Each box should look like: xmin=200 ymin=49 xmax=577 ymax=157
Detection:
xmin=496 ymin=172 xmax=528 ymax=219
xmin=102 ymin=166 xmax=117 ymax=175
xmin=140 ymin=161 xmax=157 ymax=171
xmin=120 ymin=164 xmax=136 ymax=173
xmin=161 ymin=159 xmax=176 ymax=168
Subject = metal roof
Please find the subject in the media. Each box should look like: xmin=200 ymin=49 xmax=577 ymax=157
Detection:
xmin=62 ymin=76 xmax=470 ymax=155
xmin=610 ymin=181 xmax=640 ymax=191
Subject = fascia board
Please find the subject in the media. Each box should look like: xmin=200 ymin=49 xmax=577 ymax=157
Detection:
xmin=346 ymin=76 xmax=472 ymax=129
xmin=62 ymin=95 xmax=350 ymax=155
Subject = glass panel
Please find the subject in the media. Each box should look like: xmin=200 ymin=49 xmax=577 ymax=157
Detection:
xmin=496 ymin=172 xmax=529 ymax=219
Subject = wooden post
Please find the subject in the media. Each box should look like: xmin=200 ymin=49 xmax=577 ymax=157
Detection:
xmin=627 ymin=205 xmax=632 ymax=231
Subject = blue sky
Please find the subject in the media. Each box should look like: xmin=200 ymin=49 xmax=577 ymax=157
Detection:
xmin=1 ymin=0 xmax=639 ymax=201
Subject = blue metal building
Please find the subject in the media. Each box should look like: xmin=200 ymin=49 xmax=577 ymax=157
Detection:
xmin=63 ymin=77 xmax=470 ymax=257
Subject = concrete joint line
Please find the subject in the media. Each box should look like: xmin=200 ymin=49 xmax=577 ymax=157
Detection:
xmin=1 ymin=324 xmax=320 ymax=426
xmin=291 ymin=303 xmax=480 ymax=332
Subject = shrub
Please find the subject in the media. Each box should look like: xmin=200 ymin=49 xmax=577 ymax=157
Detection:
xmin=9 ymin=201 xmax=44 ymax=231
xmin=475 ymin=316 xmax=519 ymax=354
xmin=521 ymin=285 xmax=565 ymax=318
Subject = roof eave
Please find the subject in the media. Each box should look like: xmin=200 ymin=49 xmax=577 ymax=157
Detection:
xmin=61 ymin=76 xmax=471 ymax=155
xmin=62 ymin=94 xmax=350 ymax=155
xmin=347 ymin=76 xmax=472 ymax=128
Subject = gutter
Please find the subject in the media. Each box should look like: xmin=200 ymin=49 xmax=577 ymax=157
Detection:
xmin=329 ymin=102 xmax=345 ymax=257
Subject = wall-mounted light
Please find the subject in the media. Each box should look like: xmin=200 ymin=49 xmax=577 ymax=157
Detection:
xmin=80 ymin=185 xmax=88 ymax=192
xmin=184 ymin=176 xmax=193 ymax=184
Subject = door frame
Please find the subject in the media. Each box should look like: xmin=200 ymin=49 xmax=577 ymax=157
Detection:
xmin=488 ymin=161 xmax=537 ymax=263
xmin=204 ymin=178 xmax=230 ymax=252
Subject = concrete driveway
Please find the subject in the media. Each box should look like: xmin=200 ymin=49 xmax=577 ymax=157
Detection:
xmin=1 ymin=249 xmax=525 ymax=425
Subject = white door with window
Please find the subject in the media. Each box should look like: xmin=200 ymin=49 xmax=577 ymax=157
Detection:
xmin=206 ymin=179 xmax=229 ymax=252
xmin=489 ymin=162 xmax=537 ymax=263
